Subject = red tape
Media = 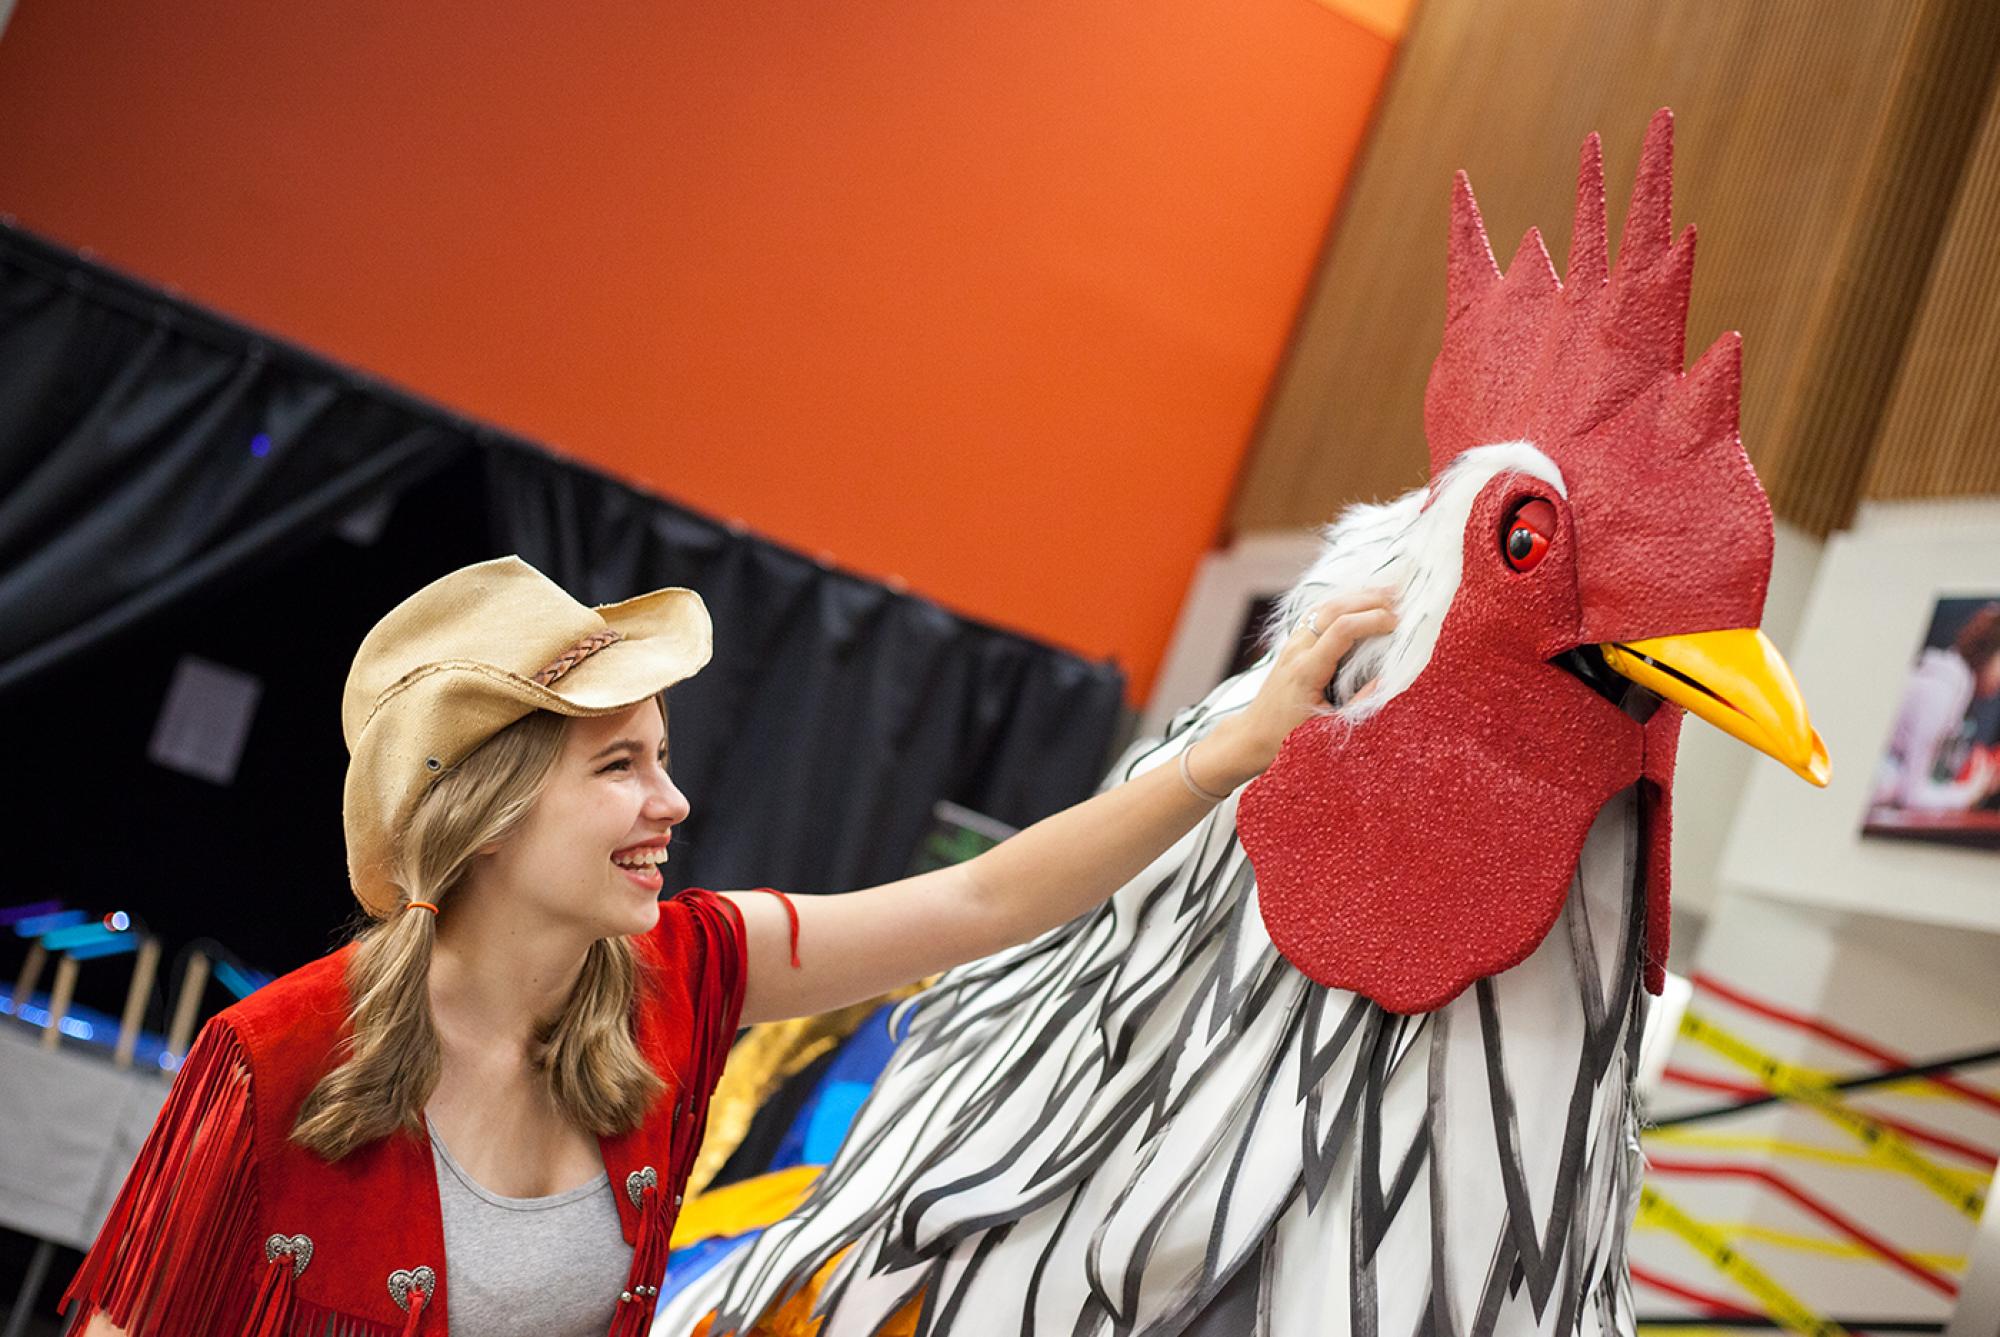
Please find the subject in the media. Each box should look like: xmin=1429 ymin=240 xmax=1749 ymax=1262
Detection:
xmin=1628 ymin=1263 xmax=1765 ymax=1320
xmin=1693 ymin=971 xmax=2000 ymax=1118
xmin=1643 ymin=1155 xmax=1959 ymax=1298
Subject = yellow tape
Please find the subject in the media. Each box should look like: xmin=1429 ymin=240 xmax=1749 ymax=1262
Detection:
xmin=1637 ymin=1184 xmax=1849 ymax=1337
xmin=1676 ymin=1010 xmax=1986 ymax=1220
xmin=1868 ymin=1077 xmax=1966 ymax=1102
xmin=1644 ymin=1128 xmax=1990 ymax=1198
xmin=1633 ymin=1211 xmax=1966 ymax=1271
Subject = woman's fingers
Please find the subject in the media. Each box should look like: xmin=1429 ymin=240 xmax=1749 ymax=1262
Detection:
xmin=1284 ymin=589 xmax=1395 ymax=678
xmin=1289 ymin=588 xmax=1394 ymax=641
xmin=1307 ymin=605 xmax=1397 ymax=678
xmin=1281 ymin=590 xmax=1386 ymax=660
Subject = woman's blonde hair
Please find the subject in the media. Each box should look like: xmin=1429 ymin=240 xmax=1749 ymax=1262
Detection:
xmin=292 ymin=695 xmax=668 ymax=1160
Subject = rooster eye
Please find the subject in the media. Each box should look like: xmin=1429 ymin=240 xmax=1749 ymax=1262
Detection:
xmin=1501 ymin=498 xmax=1556 ymax=573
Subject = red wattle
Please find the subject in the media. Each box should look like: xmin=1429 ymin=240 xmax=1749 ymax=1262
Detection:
xmin=1240 ymin=661 xmax=1664 ymax=1014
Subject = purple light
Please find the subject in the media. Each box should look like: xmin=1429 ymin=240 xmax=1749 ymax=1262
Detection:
xmin=250 ymin=433 xmax=272 ymax=457
xmin=107 ymin=911 xmax=131 ymax=932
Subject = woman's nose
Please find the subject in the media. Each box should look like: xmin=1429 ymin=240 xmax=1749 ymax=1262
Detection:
xmin=644 ymin=773 xmax=690 ymax=823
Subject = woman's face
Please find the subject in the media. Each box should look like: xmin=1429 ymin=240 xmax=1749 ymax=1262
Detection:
xmin=1977 ymin=650 xmax=2000 ymax=700
xmin=476 ymin=699 xmax=690 ymax=942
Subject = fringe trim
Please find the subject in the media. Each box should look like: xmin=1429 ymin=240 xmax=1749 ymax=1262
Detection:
xmin=61 ymin=1018 xmax=260 ymax=1336
xmin=611 ymin=1182 xmax=670 ymax=1337
xmin=620 ymin=890 xmax=747 ymax=1333
xmin=275 ymin=1295 xmax=419 ymax=1337
xmin=59 ymin=1017 xmax=427 ymax=1337
xmin=243 ymin=1255 xmax=297 ymax=1336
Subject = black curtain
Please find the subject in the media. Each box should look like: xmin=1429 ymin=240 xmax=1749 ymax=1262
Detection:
xmin=0 ymin=221 xmax=1125 ymax=1014
xmin=0 ymin=226 xmax=473 ymax=694
xmin=485 ymin=444 xmax=1130 ymax=895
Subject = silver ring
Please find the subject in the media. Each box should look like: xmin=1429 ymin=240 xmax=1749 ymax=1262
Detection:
xmin=1303 ymin=612 xmax=1322 ymax=636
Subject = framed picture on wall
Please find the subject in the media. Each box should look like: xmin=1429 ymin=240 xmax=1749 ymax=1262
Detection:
xmin=1861 ymin=594 xmax=2000 ymax=850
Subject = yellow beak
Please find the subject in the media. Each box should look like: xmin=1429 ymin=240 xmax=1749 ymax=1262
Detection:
xmin=1600 ymin=629 xmax=1830 ymax=787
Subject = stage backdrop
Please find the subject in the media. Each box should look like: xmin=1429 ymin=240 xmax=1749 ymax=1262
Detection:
xmin=0 ymin=0 xmax=1407 ymax=702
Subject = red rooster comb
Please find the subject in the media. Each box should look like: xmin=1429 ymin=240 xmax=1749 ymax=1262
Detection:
xmin=1426 ymin=107 xmax=1771 ymax=644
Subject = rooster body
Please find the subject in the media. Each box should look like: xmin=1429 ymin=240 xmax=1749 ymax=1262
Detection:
xmin=667 ymin=449 xmax=1653 ymax=1336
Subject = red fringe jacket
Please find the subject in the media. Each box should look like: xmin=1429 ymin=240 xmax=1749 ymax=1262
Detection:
xmin=61 ymin=887 xmax=795 ymax=1337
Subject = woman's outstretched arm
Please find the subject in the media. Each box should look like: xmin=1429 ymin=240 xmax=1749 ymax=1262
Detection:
xmin=724 ymin=589 xmax=1394 ymax=1023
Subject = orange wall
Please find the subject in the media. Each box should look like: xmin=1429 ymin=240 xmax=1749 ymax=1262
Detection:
xmin=0 ymin=2 xmax=1395 ymax=701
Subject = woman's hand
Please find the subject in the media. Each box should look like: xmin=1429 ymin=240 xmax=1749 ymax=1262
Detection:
xmin=1189 ymin=588 xmax=1398 ymax=793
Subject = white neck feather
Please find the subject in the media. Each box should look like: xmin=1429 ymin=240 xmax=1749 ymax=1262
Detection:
xmin=1266 ymin=442 xmax=1567 ymax=723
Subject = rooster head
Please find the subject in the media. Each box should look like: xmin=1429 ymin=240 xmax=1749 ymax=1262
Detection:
xmin=1237 ymin=109 xmax=1827 ymax=1015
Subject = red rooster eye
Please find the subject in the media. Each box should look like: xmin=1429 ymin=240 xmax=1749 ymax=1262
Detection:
xmin=1501 ymin=498 xmax=1556 ymax=572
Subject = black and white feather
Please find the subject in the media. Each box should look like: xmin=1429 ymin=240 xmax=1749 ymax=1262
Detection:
xmin=661 ymin=444 xmax=1650 ymax=1337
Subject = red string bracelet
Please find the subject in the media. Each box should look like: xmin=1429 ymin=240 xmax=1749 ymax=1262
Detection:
xmin=750 ymin=888 xmax=801 ymax=968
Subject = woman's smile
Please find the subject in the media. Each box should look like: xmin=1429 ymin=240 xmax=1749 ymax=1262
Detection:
xmin=611 ymin=835 xmax=671 ymax=891
xmin=616 ymin=860 xmax=663 ymax=891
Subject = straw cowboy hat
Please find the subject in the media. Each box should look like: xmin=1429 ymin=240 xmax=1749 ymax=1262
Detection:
xmin=341 ymin=555 xmax=712 ymax=915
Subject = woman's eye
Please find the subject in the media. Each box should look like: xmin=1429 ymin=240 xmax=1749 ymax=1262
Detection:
xmin=601 ymin=752 xmax=668 ymax=774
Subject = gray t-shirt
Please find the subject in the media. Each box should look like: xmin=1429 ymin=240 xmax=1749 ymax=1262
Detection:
xmin=429 ymin=1125 xmax=635 ymax=1336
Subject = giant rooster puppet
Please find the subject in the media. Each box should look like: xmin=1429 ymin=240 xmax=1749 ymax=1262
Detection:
xmin=663 ymin=109 xmax=1829 ymax=1337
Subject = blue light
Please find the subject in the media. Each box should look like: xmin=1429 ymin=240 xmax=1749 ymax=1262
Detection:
xmin=214 ymin=960 xmax=269 ymax=999
xmin=2 ymin=988 xmax=170 ymax=1064
xmin=42 ymin=922 xmax=116 ymax=952
xmin=0 ymin=899 xmax=62 ymax=928
xmin=159 ymin=1051 xmax=181 ymax=1072
xmin=250 ymin=432 xmax=272 ymax=457
xmin=106 ymin=911 xmax=131 ymax=932
xmin=66 ymin=935 xmax=140 ymax=962
xmin=14 ymin=909 xmax=87 ymax=939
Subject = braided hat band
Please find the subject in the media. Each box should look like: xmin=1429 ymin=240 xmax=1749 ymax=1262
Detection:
xmin=532 ymin=630 xmax=627 ymax=687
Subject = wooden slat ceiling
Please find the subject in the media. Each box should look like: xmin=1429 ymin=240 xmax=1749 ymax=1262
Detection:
xmin=1232 ymin=0 xmax=2000 ymax=537
xmin=1866 ymin=61 xmax=2000 ymax=504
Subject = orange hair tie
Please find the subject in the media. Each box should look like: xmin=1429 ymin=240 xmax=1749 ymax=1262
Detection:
xmin=405 ymin=900 xmax=440 ymax=916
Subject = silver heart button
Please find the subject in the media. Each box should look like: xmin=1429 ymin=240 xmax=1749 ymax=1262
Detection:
xmin=625 ymin=1165 xmax=659 ymax=1209
xmin=263 ymin=1232 xmax=313 ymax=1279
xmin=387 ymin=1264 xmax=436 ymax=1312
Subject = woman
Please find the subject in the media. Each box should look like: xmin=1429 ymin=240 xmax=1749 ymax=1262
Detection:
xmin=64 ymin=555 xmax=1393 ymax=1337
